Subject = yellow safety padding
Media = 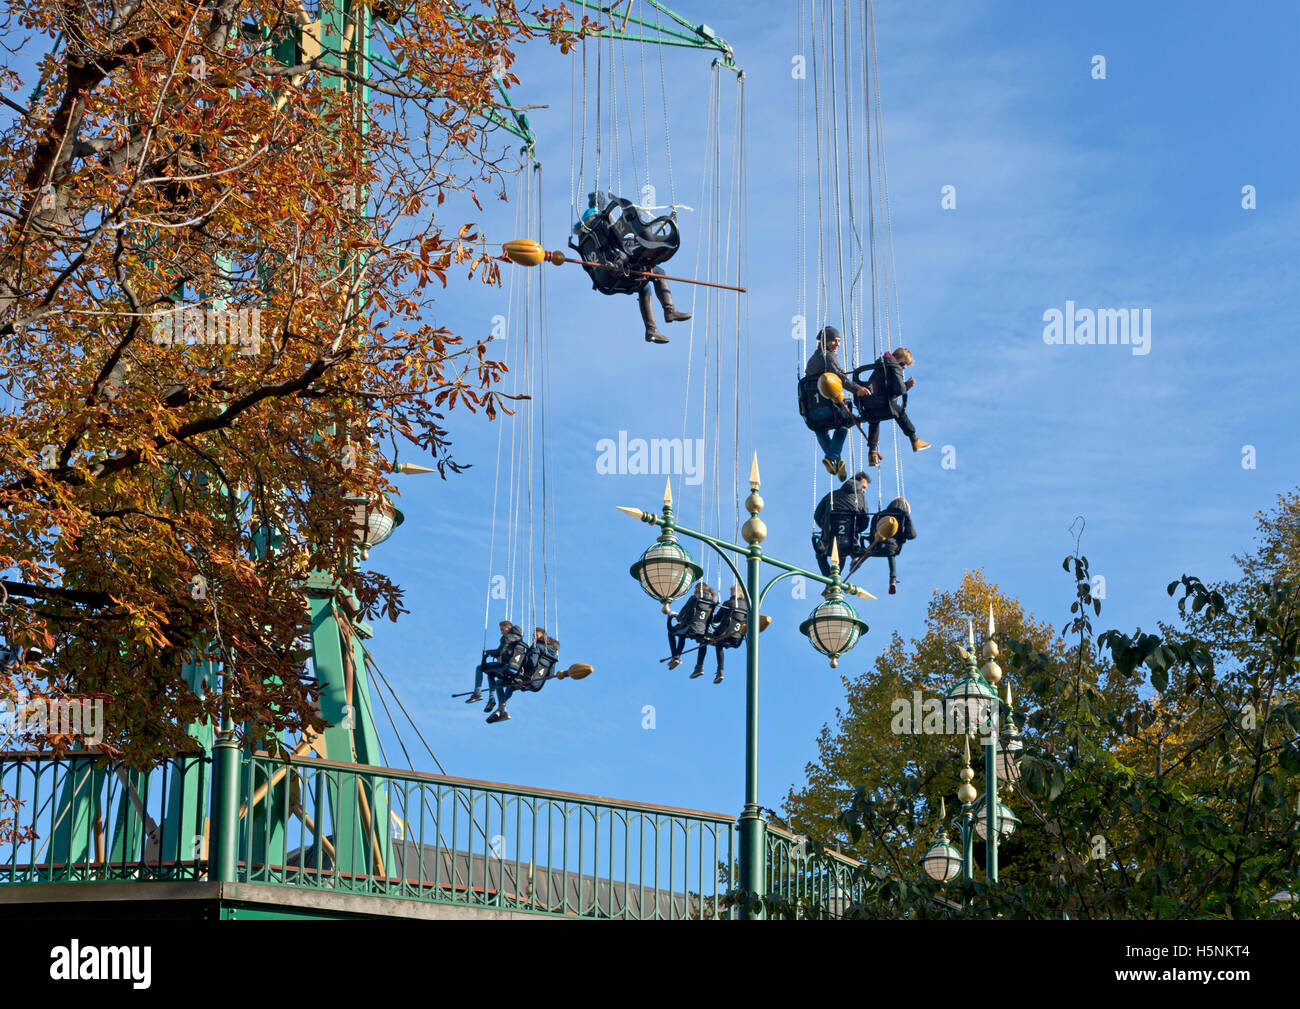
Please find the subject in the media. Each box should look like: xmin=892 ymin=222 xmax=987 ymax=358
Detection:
xmin=818 ymin=372 xmax=844 ymax=402
xmin=503 ymin=239 xmax=546 ymax=266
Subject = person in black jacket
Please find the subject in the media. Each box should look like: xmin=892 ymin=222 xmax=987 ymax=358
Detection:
xmin=862 ymin=498 xmax=917 ymax=594
xmin=704 ymin=585 xmax=749 ymax=684
xmin=855 ymin=347 xmax=930 ymax=467
xmin=804 ymin=326 xmax=864 ymax=479
xmin=467 ymin=620 xmax=524 ymax=706
xmin=573 ymin=192 xmax=691 ymax=344
xmin=487 ymin=627 xmax=560 ymax=724
xmin=667 ymin=582 xmax=719 ymax=676
xmin=812 ymin=472 xmax=873 ymax=576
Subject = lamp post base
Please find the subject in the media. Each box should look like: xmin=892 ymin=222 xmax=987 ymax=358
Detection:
xmin=737 ymin=802 xmax=767 ymax=920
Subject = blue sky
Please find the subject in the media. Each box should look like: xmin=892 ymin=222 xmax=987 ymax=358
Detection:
xmin=354 ymin=0 xmax=1300 ymax=817
xmin=368 ymin=0 xmax=1300 ymax=816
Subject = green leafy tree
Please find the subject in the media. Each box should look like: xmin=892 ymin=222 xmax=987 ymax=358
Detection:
xmin=823 ymin=493 xmax=1300 ymax=919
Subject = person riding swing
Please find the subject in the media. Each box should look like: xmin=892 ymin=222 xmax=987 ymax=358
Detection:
xmin=572 ymin=191 xmax=691 ymax=344
xmin=853 ymin=347 xmax=930 ymax=467
xmin=860 ymin=498 xmax=916 ymax=595
xmin=667 ymin=582 xmax=719 ymax=677
xmin=702 ymin=585 xmax=749 ymax=685
xmin=812 ymin=471 xmax=873 ymax=577
xmin=467 ymin=620 xmax=525 ymax=708
xmin=799 ymin=325 xmax=863 ymax=480
xmin=486 ymin=627 xmax=561 ymax=724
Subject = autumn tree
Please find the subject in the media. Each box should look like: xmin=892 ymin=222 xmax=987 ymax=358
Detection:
xmin=0 ymin=0 xmax=584 ymax=768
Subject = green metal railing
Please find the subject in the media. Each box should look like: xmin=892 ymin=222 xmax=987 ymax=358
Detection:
xmin=0 ymin=754 xmax=210 ymax=883
xmin=765 ymin=823 xmax=873 ymax=918
xmin=240 ymin=753 xmax=737 ymax=918
xmin=1 ymin=751 xmax=746 ymax=919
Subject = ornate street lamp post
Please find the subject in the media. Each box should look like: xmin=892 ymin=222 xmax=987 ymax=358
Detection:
xmin=925 ymin=607 xmax=1022 ymax=897
xmin=619 ymin=454 xmax=874 ymax=918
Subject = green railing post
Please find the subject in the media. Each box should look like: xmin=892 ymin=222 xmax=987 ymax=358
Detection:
xmin=211 ymin=726 xmax=241 ymax=884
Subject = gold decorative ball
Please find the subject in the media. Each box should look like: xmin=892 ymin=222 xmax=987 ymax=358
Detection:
xmin=662 ymin=602 xmax=672 ymax=614
xmin=959 ymin=766 xmax=974 ymax=782
xmin=958 ymin=782 xmax=978 ymax=804
xmin=981 ymin=640 xmax=999 ymax=659
xmin=745 ymin=491 xmax=764 ymax=515
xmin=981 ymin=660 xmax=1002 ymax=684
xmin=741 ymin=516 xmax=767 ymax=544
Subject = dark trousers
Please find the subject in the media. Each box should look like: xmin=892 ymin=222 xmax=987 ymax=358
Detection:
xmin=715 ymin=639 xmax=744 ymax=673
xmin=865 ymin=541 xmax=899 ymax=581
xmin=867 ymin=407 xmax=916 ymax=450
xmin=668 ymin=616 xmax=708 ymax=670
xmin=815 ymin=537 xmax=861 ymax=576
xmin=474 ymin=662 xmax=499 ymax=695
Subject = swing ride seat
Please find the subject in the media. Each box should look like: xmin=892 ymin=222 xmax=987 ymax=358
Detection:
xmin=810 ymin=530 xmax=830 ymax=568
xmin=519 ymin=646 xmax=559 ymax=692
xmin=852 ymin=363 xmax=906 ymax=421
xmin=669 ymin=595 xmax=717 ymax=641
xmin=797 ymin=373 xmax=856 ymax=433
xmin=711 ymin=604 xmax=749 ymax=649
xmin=483 ymin=639 xmax=528 ymax=682
xmin=570 ymin=196 xmax=680 ymax=296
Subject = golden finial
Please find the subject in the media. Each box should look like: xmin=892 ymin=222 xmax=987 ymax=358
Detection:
xmin=988 ymin=602 xmax=996 ymax=637
xmin=663 ymin=478 xmax=673 ymax=508
xmin=830 ymin=539 xmax=840 ymax=569
xmin=616 ymin=506 xmax=645 ymax=521
xmin=957 ymin=735 xmax=978 ymax=803
xmin=749 ymin=452 xmax=761 ymax=491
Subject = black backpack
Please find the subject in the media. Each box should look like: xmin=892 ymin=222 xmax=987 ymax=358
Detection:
xmin=571 ymin=196 xmax=680 ymax=296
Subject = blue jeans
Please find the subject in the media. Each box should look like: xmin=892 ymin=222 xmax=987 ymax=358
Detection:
xmin=815 ymin=428 xmax=848 ymax=462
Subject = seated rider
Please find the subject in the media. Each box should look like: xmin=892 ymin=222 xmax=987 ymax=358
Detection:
xmin=487 ymin=627 xmax=559 ymax=725
xmin=468 ymin=620 xmax=524 ymax=706
xmin=812 ymin=471 xmax=873 ymax=577
xmin=702 ymin=585 xmax=748 ymax=685
xmin=524 ymin=632 xmax=561 ymax=687
xmin=667 ymin=582 xmax=719 ymax=677
xmin=862 ymin=497 xmax=917 ymax=595
xmin=804 ymin=325 xmax=864 ymax=479
xmin=854 ymin=347 xmax=930 ymax=467
xmin=572 ymin=191 xmax=691 ymax=345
